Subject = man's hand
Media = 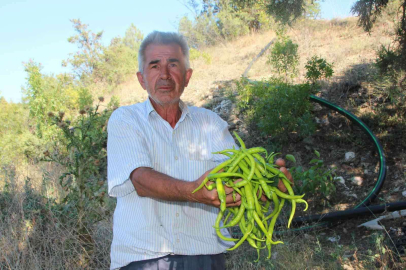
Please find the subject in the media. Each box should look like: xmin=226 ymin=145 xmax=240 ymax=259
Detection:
xmin=191 ymin=170 xmax=242 ymax=208
xmin=192 ymin=156 xmax=294 ymax=207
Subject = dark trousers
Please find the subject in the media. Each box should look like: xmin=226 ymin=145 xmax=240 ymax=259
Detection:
xmin=120 ymin=254 xmax=226 ymax=270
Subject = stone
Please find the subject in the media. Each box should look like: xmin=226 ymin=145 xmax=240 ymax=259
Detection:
xmin=312 ymin=103 xmax=323 ymax=112
xmin=335 ymin=176 xmax=345 ymax=185
xmin=327 ymin=235 xmax=340 ymax=242
xmin=344 ymin=191 xmax=358 ymax=199
xmin=304 ymin=234 xmax=315 ymax=240
xmin=351 ymin=176 xmax=363 ymax=186
xmin=227 ymin=123 xmax=236 ymax=130
xmin=402 ymin=191 xmax=406 ymax=198
xmin=345 ymin=152 xmax=356 ymax=162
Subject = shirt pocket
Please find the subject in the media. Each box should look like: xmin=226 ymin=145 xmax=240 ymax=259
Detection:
xmin=177 ymin=128 xmax=213 ymax=161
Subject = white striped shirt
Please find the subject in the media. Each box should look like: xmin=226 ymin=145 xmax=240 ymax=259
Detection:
xmin=107 ymin=98 xmax=237 ymax=270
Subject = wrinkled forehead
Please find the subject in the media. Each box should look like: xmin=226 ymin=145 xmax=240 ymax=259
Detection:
xmin=144 ymin=43 xmax=185 ymax=61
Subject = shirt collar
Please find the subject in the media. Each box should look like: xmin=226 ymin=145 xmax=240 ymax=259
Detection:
xmin=144 ymin=97 xmax=192 ymax=121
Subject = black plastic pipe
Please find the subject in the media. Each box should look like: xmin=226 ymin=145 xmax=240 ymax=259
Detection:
xmin=291 ymin=201 xmax=406 ymax=225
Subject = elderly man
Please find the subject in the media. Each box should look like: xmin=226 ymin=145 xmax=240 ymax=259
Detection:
xmin=107 ymin=31 xmax=292 ymax=270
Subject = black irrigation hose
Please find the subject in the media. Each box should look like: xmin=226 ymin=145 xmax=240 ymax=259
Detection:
xmin=285 ymin=95 xmax=388 ymax=228
xmin=310 ymin=95 xmax=387 ymax=208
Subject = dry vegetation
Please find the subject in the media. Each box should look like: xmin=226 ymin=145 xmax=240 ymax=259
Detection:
xmin=1 ymin=15 xmax=406 ymax=269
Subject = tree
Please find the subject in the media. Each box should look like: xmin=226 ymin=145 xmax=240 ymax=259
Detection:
xmin=179 ymin=0 xmax=321 ymax=47
xmin=23 ymin=60 xmax=93 ymax=140
xmin=64 ymin=19 xmax=104 ymax=82
xmin=352 ymin=0 xmax=406 ymax=89
xmin=64 ymin=20 xmax=143 ymax=87
xmin=267 ymin=31 xmax=299 ymax=81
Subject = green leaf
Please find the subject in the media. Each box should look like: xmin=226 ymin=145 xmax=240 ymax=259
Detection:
xmin=285 ymin=154 xmax=296 ymax=163
xmin=309 ymin=159 xmax=319 ymax=164
xmin=314 ymin=150 xmax=320 ymax=158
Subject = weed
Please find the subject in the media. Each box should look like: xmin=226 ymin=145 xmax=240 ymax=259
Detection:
xmin=291 ymin=150 xmax=337 ymax=199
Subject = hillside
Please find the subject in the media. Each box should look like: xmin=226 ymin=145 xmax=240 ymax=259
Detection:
xmin=113 ymin=17 xmax=391 ymax=107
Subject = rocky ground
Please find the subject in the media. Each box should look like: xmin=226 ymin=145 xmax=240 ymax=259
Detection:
xmin=198 ymin=77 xmax=406 ymax=268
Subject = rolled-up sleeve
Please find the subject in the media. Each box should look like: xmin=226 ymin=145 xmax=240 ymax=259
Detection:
xmin=107 ymin=108 xmax=152 ymax=197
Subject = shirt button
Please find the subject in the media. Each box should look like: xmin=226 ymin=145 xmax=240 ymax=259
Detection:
xmin=176 ymin=213 xmax=179 ymax=217
xmin=176 ymin=239 xmax=180 ymax=243
xmin=174 ymin=156 xmax=178 ymax=160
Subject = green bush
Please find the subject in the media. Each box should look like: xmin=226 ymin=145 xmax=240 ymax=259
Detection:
xmin=305 ymin=55 xmax=334 ymax=86
xmin=236 ymin=78 xmax=316 ymax=143
xmin=178 ymin=1 xmax=275 ymax=48
xmin=217 ymin=10 xmax=250 ymax=40
xmin=43 ymin=98 xmax=117 ymax=237
xmin=179 ymin=15 xmax=221 ymax=48
xmin=290 ymin=150 xmax=336 ymax=199
xmin=190 ymin=48 xmax=212 ymax=64
xmin=0 ymin=97 xmax=43 ymax=165
xmin=267 ymin=32 xmax=299 ymax=81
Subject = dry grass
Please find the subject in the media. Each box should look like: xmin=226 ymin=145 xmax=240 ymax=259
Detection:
xmin=0 ymin=165 xmax=112 ymax=269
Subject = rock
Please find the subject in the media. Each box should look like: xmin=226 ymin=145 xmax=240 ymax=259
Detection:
xmin=345 ymin=152 xmax=356 ymax=162
xmin=321 ymin=116 xmax=330 ymax=125
xmin=232 ymin=118 xmax=242 ymax=125
xmin=343 ymin=264 xmax=355 ymax=270
xmin=361 ymin=162 xmax=370 ymax=168
xmin=351 ymin=176 xmax=363 ymax=186
xmin=402 ymin=191 xmax=406 ymax=198
xmin=227 ymin=123 xmax=236 ymax=130
xmin=334 ymin=176 xmax=345 ymax=185
xmin=303 ymin=137 xmax=314 ymax=145
xmin=344 ymin=191 xmax=358 ymax=199
xmin=228 ymin=114 xmax=237 ymax=121
xmin=213 ymin=99 xmax=232 ymax=119
xmin=312 ymin=103 xmax=323 ymax=112
xmin=327 ymin=235 xmax=340 ymax=243
xmin=304 ymin=234 xmax=315 ymax=240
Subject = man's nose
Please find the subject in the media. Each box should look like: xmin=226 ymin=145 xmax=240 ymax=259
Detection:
xmin=160 ymin=65 xmax=170 ymax=80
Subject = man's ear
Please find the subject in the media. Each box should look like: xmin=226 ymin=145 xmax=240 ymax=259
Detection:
xmin=137 ymin=72 xmax=147 ymax=90
xmin=184 ymin=68 xmax=193 ymax=87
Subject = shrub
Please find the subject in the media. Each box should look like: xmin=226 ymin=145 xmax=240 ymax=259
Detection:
xmin=267 ymin=32 xmax=299 ymax=81
xmin=236 ymin=78 xmax=315 ymax=143
xmin=190 ymin=48 xmax=212 ymax=64
xmin=43 ymin=98 xmax=117 ymax=242
xmin=305 ymin=55 xmax=334 ymax=86
xmin=290 ymin=150 xmax=336 ymax=199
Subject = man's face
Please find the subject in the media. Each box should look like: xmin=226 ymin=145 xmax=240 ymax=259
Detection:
xmin=137 ymin=43 xmax=193 ymax=106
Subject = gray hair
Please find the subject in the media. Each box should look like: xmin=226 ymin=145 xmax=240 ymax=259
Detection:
xmin=138 ymin=31 xmax=190 ymax=73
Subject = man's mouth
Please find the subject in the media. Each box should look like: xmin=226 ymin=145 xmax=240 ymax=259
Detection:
xmin=158 ymin=85 xmax=174 ymax=90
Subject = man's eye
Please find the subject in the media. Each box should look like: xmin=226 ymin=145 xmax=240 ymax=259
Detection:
xmin=169 ymin=63 xmax=177 ymax=67
xmin=151 ymin=65 xmax=158 ymax=69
